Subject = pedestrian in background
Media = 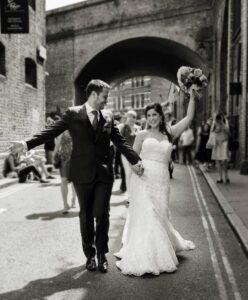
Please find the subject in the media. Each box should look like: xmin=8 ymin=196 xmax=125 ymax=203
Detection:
xmin=120 ymin=110 xmax=140 ymax=200
xmin=3 ymin=152 xmax=48 ymax=183
xmin=24 ymin=150 xmax=55 ymax=179
xmin=179 ymin=126 xmax=194 ymax=165
xmin=44 ymin=116 xmax=56 ymax=165
xmin=211 ymin=113 xmax=230 ymax=183
xmin=53 ymin=130 xmax=76 ymax=214
xmin=195 ymin=122 xmax=212 ymax=171
xmin=164 ymin=111 xmax=178 ymax=178
xmin=115 ymin=113 xmax=127 ymax=192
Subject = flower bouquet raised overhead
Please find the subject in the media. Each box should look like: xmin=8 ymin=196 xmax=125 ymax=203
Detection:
xmin=177 ymin=66 xmax=208 ymax=95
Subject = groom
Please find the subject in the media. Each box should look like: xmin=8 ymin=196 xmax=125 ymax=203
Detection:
xmin=9 ymin=79 xmax=143 ymax=273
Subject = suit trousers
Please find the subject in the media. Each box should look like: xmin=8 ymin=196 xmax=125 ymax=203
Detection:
xmin=73 ymin=180 xmax=113 ymax=258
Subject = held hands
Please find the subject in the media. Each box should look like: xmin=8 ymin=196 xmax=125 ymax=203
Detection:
xmin=8 ymin=141 xmax=24 ymax=154
xmin=131 ymin=160 xmax=144 ymax=177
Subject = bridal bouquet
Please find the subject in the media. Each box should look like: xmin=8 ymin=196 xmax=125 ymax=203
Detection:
xmin=177 ymin=66 xmax=208 ymax=94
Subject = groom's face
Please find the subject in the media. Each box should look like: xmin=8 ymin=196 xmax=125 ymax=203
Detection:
xmin=95 ymin=88 xmax=109 ymax=110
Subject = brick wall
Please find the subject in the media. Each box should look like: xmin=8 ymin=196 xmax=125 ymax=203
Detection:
xmin=0 ymin=1 xmax=46 ymax=153
xmin=45 ymin=0 xmax=213 ymax=112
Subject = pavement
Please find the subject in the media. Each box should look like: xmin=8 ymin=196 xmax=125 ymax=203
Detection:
xmin=1 ymin=164 xmax=248 ymax=257
xmin=199 ymin=165 xmax=248 ymax=255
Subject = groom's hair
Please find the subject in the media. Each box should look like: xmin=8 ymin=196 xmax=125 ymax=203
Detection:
xmin=85 ymin=79 xmax=111 ymax=99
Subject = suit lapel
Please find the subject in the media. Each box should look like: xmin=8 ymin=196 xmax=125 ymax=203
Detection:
xmin=95 ymin=111 xmax=106 ymax=142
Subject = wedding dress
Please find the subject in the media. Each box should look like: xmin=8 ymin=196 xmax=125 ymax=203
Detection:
xmin=115 ymin=137 xmax=195 ymax=276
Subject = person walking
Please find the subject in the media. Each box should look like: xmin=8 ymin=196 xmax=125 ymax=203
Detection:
xmin=211 ymin=113 xmax=230 ymax=183
xmin=195 ymin=122 xmax=212 ymax=170
xmin=179 ymin=126 xmax=194 ymax=165
xmin=9 ymin=79 xmax=143 ymax=273
xmin=120 ymin=110 xmax=140 ymax=200
xmin=53 ymin=130 xmax=77 ymax=214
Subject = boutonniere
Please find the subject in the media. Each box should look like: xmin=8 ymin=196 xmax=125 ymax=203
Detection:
xmin=101 ymin=109 xmax=113 ymax=131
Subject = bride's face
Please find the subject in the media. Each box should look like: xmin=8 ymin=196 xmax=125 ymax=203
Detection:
xmin=146 ymin=108 xmax=161 ymax=129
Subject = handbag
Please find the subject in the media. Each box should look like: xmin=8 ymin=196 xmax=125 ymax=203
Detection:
xmin=206 ymin=131 xmax=216 ymax=149
xmin=53 ymin=152 xmax=61 ymax=169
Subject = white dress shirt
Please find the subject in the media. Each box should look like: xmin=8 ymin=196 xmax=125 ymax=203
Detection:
xmin=85 ymin=102 xmax=100 ymax=125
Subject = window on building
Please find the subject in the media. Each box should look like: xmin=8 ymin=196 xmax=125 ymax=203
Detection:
xmin=115 ymin=98 xmax=118 ymax=110
xmin=141 ymin=94 xmax=145 ymax=107
xmin=131 ymin=95 xmax=134 ymax=108
xmin=28 ymin=0 xmax=36 ymax=11
xmin=131 ymin=80 xmax=134 ymax=88
xmin=233 ymin=0 xmax=241 ymax=38
xmin=135 ymin=95 xmax=138 ymax=108
xmin=0 ymin=42 xmax=6 ymax=76
xmin=25 ymin=58 xmax=37 ymax=88
xmin=141 ymin=78 xmax=144 ymax=86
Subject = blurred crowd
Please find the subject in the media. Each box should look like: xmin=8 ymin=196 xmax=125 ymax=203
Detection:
xmin=2 ymin=108 xmax=238 ymax=211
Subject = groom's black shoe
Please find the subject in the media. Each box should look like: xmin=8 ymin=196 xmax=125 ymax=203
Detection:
xmin=97 ymin=254 xmax=108 ymax=273
xmin=86 ymin=256 xmax=97 ymax=271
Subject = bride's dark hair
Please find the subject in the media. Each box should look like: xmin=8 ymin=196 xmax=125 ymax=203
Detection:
xmin=145 ymin=103 xmax=173 ymax=143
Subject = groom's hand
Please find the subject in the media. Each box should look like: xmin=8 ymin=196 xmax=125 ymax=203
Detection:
xmin=132 ymin=161 xmax=144 ymax=176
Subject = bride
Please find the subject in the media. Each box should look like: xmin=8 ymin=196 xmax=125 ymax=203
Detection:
xmin=115 ymin=89 xmax=197 ymax=276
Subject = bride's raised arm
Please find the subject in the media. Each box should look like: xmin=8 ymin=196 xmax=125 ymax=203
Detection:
xmin=133 ymin=130 xmax=146 ymax=155
xmin=171 ymin=89 xmax=197 ymax=139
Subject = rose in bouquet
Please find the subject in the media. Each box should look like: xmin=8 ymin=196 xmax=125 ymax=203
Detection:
xmin=177 ymin=66 xmax=208 ymax=94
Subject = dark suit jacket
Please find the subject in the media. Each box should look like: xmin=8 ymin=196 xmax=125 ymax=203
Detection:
xmin=26 ymin=105 xmax=140 ymax=183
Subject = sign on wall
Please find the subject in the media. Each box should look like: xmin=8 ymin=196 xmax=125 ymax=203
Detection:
xmin=1 ymin=0 xmax=29 ymax=34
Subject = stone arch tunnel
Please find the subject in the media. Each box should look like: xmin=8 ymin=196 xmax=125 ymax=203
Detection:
xmin=74 ymin=37 xmax=207 ymax=104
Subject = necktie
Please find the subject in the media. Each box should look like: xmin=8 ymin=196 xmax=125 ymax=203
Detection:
xmin=92 ymin=110 xmax=98 ymax=131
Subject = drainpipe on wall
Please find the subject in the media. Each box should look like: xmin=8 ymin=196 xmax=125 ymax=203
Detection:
xmin=240 ymin=0 xmax=248 ymax=175
xmin=226 ymin=0 xmax=233 ymax=116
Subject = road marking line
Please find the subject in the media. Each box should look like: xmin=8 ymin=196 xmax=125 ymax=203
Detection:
xmin=190 ymin=166 xmax=242 ymax=300
xmin=188 ymin=166 xmax=228 ymax=300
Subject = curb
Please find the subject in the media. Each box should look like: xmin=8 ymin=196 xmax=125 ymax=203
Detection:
xmin=0 ymin=178 xmax=19 ymax=190
xmin=200 ymin=166 xmax=248 ymax=255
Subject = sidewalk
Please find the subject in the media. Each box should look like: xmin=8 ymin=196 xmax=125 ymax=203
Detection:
xmin=200 ymin=166 xmax=248 ymax=255
xmin=0 ymin=177 xmax=18 ymax=189
xmin=0 ymin=164 xmax=55 ymax=190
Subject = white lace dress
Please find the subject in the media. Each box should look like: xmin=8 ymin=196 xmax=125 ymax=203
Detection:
xmin=115 ymin=138 xmax=195 ymax=276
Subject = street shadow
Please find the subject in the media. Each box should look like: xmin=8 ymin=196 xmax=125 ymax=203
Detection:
xmin=111 ymin=190 xmax=126 ymax=196
xmin=177 ymin=254 xmax=188 ymax=264
xmin=37 ymin=182 xmax=61 ymax=187
xmin=0 ymin=265 xmax=98 ymax=300
xmin=110 ymin=200 xmax=128 ymax=207
xmin=26 ymin=210 xmax=79 ymax=221
xmin=0 ymin=222 xmax=125 ymax=300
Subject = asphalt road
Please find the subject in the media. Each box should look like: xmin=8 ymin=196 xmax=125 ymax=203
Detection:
xmin=0 ymin=164 xmax=247 ymax=300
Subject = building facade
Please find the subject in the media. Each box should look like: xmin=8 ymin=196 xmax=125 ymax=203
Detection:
xmin=0 ymin=0 xmax=47 ymax=153
xmin=211 ymin=0 xmax=248 ymax=169
xmin=107 ymin=76 xmax=171 ymax=117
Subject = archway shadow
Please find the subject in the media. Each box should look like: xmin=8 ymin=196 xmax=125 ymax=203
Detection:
xmin=26 ymin=210 xmax=79 ymax=221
